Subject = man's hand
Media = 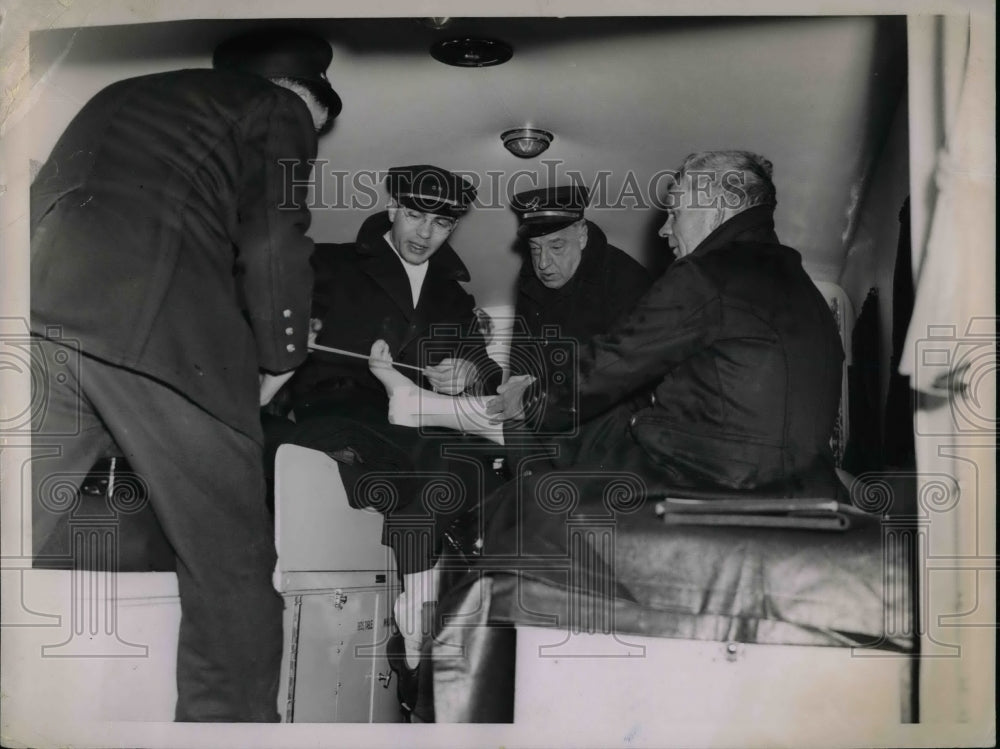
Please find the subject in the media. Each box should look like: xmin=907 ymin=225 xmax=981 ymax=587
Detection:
xmin=259 ymin=318 xmax=322 ymax=406
xmin=424 ymin=357 xmax=479 ymax=395
xmin=308 ymin=318 xmax=322 ymax=348
xmin=258 ymin=317 xmax=323 ymax=408
xmin=485 ymin=374 xmax=536 ymax=423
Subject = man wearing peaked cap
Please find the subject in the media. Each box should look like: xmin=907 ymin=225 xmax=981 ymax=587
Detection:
xmin=264 ymin=163 xmax=500 ymax=718
xmin=511 ymin=184 xmax=591 ymax=239
xmin=29 ymin=28 xmax=340 ymax=721
xmin=505 ymin=183 xmax=652 ymax=424
xmin=386 ymin=164 xmax=478 ymax=220
xmin=213 ymin=29 xmax=342 ymax=132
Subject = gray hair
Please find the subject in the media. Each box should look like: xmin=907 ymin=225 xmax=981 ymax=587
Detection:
xmin=678 ymin=150 xmax=776 ymax=210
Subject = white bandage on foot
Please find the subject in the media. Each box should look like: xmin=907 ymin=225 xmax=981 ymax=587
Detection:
xmin=388 ymin=386 xmax=505 ymax=444
xmin=387 ymin=385 xmax=422 ymax=427
xmin=371 ymin=338 xmax=504 ymax=444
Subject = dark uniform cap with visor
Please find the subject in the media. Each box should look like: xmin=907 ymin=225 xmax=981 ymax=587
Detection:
xmin=213 ymin=29 xmax=343 ymax=121
xmin=385 ymin=165 xmax=478 ymax=219
xmin=510 ymin=184 xmax=591 ymax=238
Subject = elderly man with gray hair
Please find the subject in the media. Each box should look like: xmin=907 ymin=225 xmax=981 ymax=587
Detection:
xmin=489 ymin=149 xmax=844 ymax=497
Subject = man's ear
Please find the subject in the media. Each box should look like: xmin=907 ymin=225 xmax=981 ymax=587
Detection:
xmin=577 ymin=220 xmax=589 ymax=250
xmin=387 ymin=199 xmax=399 ymax=222
xmin=710 ymin=204 xmax=727 ymax=233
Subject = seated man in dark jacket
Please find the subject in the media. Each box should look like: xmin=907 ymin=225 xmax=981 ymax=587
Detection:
xmin=490 ymin=149 xmax=844 ymax=497
xmin=264 ymin=165 xmax=502 ymax=706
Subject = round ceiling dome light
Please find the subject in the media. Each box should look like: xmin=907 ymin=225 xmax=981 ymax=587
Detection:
xmin=501 ymin=128 xmax=554 ymax=159
xmin=430 ymin=37 xmax=513 ymax=68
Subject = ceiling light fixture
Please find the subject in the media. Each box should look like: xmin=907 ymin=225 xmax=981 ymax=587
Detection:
xmin=501 ymin=128 xmax=554 ymax=159
xmin=430 ymin=37 xmax=513 ymax=68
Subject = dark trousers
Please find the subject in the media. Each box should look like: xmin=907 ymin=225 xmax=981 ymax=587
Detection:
xmin=31 ymin=339 xmax=282 ymax=722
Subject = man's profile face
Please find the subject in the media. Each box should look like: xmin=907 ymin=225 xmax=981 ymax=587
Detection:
xmin=528 ymin=220 xmax=588 ymax=289
xmin=659 ymin=174 xmax=720 ymax=258
xmin=387 ymin=202 xmax=458 ymax=265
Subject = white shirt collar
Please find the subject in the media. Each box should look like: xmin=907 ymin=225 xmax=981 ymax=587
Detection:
xmin=384 ymin=231 xmax=430 ymax=307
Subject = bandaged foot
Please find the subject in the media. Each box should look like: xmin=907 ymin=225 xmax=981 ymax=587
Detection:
xmin=369 ymin=340 xmax=505 ymax=444
xmin=369 ymin=339 xmax=415 ymax=394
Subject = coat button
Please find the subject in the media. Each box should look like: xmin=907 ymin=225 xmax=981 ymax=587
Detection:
xmin=285 ymin=327 xmax=294 ymax=335
xmin=286 ymin=344 xmax=296 ymax=353
xmin=283 ymin=309 xmax=292 ymax=318
xmin=629 ymin=414 xmax=638 ymax=428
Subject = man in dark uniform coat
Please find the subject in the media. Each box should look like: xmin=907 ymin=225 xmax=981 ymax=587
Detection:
xmin=274 ymin=165 xmax=502 ymax=517
xmin=490 ymin=150 xmax=844 ymax=496
xmin=267 ymin=165 xmax=502 ymax=709
xmin=505 ymin=185 xmax=652 ymax=443
xmin=29 ymin=30 xmax=341 ymax=722
xmin=286 ymin=166 xmax=500 ymax=412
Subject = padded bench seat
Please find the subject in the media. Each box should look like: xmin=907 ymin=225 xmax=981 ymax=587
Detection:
xmin=431 ymin=507 xmax=916 ymax=722
xmin=441 ymin=505 xmax=913 ymax=649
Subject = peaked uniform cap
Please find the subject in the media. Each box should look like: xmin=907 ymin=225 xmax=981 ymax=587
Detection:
xmin=511 ymin=184 xmax=591 ymax=237
xmin=386 ymin=164 xmax=478 ymax=219
xmin=213 ymin=29 xmax=343 ymax=120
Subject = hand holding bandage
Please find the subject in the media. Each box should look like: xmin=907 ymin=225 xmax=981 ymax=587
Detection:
xmin=485 ymin=374 xmax=536 ymax=423
xmin=423 ymin=357 xmax=480 ymax=395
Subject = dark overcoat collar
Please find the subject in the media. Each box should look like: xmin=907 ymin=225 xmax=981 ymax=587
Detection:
xmin=353 ymin=211 xmax=471 ymax=320
xmin=690 ymin=203 xmax=784 ymax=258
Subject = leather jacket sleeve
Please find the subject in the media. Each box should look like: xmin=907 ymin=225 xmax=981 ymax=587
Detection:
xmin=542 ymin=259 xmax=718 ymax=429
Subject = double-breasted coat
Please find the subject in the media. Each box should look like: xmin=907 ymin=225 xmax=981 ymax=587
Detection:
xmin=31 ymin=69 xmax=316 ymax=441
xmin=29 ymin=68 xmax=319 ymax=721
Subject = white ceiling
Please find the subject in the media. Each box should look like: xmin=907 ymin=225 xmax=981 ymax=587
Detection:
xmin=28 ymin=15 xmax=907 ymax=308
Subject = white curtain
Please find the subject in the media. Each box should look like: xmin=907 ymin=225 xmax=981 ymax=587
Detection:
xmin=901 ymin=14 xmax=995 ymax=730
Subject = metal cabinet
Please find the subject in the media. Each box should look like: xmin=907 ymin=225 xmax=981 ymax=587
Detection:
xmin=277 ymin=575 xmax=400 ymax=723
xmin=274 ymin=445 xmax=402 ymax=723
